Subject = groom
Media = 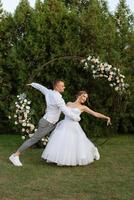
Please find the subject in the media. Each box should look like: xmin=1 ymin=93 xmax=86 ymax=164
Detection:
xmin=9 ymin=80 xmax=80 ymax=166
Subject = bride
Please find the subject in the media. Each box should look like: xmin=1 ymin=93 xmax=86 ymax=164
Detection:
xmin=42 ymin=91 xmax=111 ymax=166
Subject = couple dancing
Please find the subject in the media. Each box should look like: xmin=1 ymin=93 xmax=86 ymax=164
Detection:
xmin=9 ymin=80 xmax=111 ymax=167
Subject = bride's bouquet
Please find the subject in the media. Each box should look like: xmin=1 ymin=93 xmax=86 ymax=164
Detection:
xmin=8 ymin=93 xmax=49 ymax=147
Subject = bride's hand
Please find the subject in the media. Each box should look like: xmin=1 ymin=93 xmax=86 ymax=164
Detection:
xmin=107 ymin=117 xmax=112 ymax=126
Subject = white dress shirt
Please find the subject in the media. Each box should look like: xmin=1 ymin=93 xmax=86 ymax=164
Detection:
xmin=31 ymin=83 xmax=80 ymax=124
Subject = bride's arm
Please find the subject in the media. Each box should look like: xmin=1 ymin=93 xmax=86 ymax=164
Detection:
xmin=83 ymin=106 xmax=111 ymax=125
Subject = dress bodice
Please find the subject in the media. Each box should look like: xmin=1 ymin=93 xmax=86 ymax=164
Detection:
xmin=64 ymin=107 xmax=81 ymax=121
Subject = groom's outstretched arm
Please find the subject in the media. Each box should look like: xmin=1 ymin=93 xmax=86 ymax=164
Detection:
xmin=55 ymin=97 xmax=80 ymax=122
xmin=27 ymin=82 xmax=49 ymax=96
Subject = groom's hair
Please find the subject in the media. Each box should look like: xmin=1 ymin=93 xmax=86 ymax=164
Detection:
xmin=53 ymin=79 xmax=64 ymax=87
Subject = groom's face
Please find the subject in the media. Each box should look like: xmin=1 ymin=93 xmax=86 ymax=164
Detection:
xmin=55 ymin=81 xmax=65 ymax=93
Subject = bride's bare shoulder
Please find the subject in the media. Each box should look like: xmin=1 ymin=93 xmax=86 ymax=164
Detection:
xmin=81 ymin=105 xmax=89 ymax=112
xmin=66 ymin=102 xmax=73 ymax=107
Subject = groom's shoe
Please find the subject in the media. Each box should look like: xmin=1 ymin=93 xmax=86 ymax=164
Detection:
xmin=9 ymin=154 xmax=22 ymax=166
xmin=94 ymin=147 xmax=100 ymax=160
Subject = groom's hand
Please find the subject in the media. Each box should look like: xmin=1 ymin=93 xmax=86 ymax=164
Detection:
xmin=75 ymin=116 xmax=81 ymax=122
xmin=26 ymin=83 xmax=32 ymax=86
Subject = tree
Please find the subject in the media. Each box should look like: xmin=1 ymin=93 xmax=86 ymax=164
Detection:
xmin=1 ymin=0 xmax=133 ymax=136
xmin=0 ymin=0 xmax=15 ymax=132
xmin=114 ymin=0 xmax=134 ymax=133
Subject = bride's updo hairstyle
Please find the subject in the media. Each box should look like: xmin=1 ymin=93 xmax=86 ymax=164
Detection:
xmin=76 ymin=90 xmax=87 ymax=97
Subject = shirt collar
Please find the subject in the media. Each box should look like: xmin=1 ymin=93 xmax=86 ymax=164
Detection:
xmin=53 ymin=90 xmax=62 ymax=97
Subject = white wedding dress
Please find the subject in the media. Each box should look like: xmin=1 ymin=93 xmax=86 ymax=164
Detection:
xmin=41 ymin=108 xmax=100 ymax=166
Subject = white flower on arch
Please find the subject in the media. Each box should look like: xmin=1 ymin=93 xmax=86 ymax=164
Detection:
xmin=82 ymin=55 xmax=128 ymax=94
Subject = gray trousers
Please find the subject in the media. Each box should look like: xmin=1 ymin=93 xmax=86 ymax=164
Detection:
xmin=17 ymin=118 xmax=56 ymax=153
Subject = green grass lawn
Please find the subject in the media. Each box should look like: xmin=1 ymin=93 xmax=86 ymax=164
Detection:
xmin=0 ymin=134 xmax=133 ymax=200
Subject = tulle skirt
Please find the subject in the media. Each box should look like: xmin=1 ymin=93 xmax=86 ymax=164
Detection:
xmin=41 ymin=119 xmax=100 ymax=166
